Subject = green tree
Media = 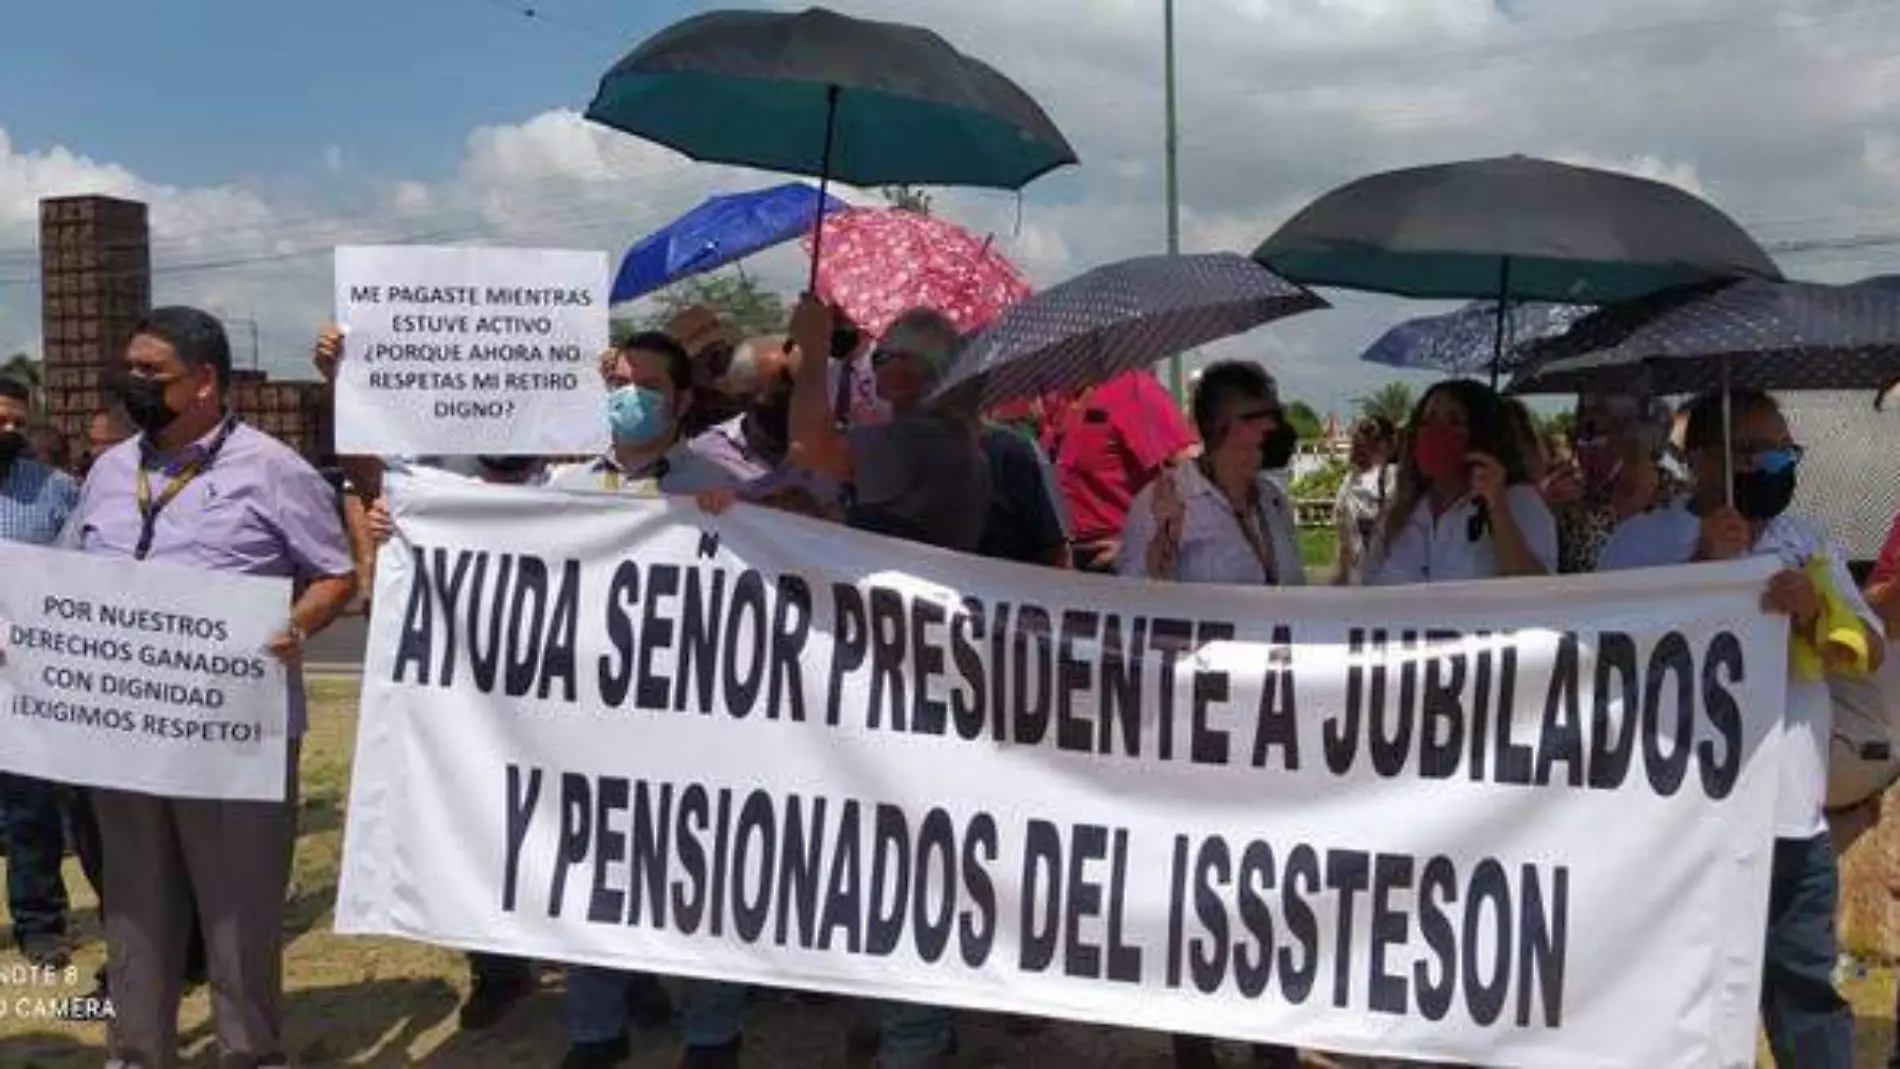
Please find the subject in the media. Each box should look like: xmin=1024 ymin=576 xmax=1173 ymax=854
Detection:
xmin=1290 ymin=456 xmax=1350 ymax=499
xmin=1284 ymin=400 xmax=1324 ymax=440
xmin=1353 ymin=382 xmax=1416 ymax=427
xmin=2 ymin=352 xmax=41 ymax=405
xmin=636 ymin=271 xmax=788 ymax=340
xmin=881 ymin=184 xmax=933 ymax=214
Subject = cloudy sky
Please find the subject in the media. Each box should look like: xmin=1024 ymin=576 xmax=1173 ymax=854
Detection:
xmin=4 ymin=0 xmax=1900 ymax=417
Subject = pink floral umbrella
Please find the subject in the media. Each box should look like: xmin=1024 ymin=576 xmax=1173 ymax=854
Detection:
xmin=799 ymin=207 xmax=1032 ymax=339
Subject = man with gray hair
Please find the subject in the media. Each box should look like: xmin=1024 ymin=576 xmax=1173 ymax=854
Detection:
xmin=785 ymin=295 xmax=987 ymax=1069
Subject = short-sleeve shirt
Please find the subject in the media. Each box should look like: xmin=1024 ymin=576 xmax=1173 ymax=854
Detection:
xmin=846 ymin=416 xmax=990 ymax=552
xmin=977 ymin=426 xmax=1068 ymax=564
xmin=1365 ymin=484 xmax=1559 ymax=586
xmin=1333 ymin=464 xmax=1393 ymax=583
xmin=1118 ymin=462 xmax=1305 ymax=587
xmin=1 ymin=458 xmax=79 ymax=547
xmin=1044 ymin=371 xmax=1195 ymax=543
xmin=1596 ymin=503 xmax=1880 ymax=839
xmin=545 ymin=437 xmax=745 ymax=497
xmin=64 ymin=420 xmax=355 ymax=736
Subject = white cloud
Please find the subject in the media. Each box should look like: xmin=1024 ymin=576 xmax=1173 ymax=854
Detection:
xmin=5 ymin=0 xmax=1900 ymax=418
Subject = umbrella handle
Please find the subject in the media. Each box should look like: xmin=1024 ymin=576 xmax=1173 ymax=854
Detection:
xmin=807 ymin=85 xmax=841 ymax=294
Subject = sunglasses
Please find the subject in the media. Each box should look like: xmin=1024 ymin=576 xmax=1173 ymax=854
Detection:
xmin=1744 ymin=444 xmax=1805 ymax=474
xmin=1236 ymin=406 xmax=1282 ymax=424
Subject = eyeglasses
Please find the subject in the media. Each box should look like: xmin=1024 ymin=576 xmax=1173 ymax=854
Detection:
xmin=1742 ymin=443 xmax=1804 ymax=474
xmin=1236 ymin=406 xmax=1282 ymax=424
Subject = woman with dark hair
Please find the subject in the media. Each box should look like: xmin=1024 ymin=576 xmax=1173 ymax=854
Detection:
xmin=1363 ymin=379 xmax=1557 ymax=585
xmin=1117 ymin=360 xmax=1302 ymax=1069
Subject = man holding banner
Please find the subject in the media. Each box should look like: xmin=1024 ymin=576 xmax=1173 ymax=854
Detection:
xmin=1597 ymin=386 xmax=1886 ymax=1069
xmin=64 ymin=307 xmax=356 ymax=1069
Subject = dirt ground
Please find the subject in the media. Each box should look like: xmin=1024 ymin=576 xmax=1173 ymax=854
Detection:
xmin=0 ymin=678 xmax=1894 ymax=1067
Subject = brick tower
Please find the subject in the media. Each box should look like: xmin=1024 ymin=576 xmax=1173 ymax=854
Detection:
xmin=38 ymin=195 xmax=150 ymax=446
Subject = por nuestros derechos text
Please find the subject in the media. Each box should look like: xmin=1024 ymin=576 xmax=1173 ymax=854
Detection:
xmin=7 ymin=596 xmax=270 ymax=744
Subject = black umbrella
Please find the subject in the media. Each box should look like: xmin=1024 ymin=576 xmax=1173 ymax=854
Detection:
xmin=1508 ymin=276 xmax=1900 ymax=396
xmin=586 ymin=7 xmax=1078 ymax=285
xmin=1509 ymin=275 xmax=1900 ymax=508
xmin=1254 ymin=154 xmax=1783 ymax=384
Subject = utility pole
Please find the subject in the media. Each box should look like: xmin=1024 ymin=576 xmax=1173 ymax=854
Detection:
xmin=1163 ymin=0 xmax=1185 ymax=404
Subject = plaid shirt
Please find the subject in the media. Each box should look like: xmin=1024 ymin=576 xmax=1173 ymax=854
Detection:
xmin=0 ymin=458 xmax=78 ymax=547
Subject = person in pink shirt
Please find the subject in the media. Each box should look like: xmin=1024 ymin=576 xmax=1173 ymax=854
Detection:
xmin=1043 ymin=369 xmax=1197 ymax=573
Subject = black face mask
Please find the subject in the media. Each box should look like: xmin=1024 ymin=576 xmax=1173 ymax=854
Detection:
xmin=830 ymin=325 xmax=862 ymax=361
xmin=0 ymin=430 xmax=24 ymax=472
xmin=122 ymin=378 xmax=179 ymax=435
xmin=1733 ymin=466 xmax=1797 ymax=521
xmin=741 ymin=384 xmax=794 ymax=465
xmin=1260 ymin=423 xmax=1299 ymax=470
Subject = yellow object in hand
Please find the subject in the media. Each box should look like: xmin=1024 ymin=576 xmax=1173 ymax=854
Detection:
xmin=1792 ymin=555 xmax=1872 ymax=681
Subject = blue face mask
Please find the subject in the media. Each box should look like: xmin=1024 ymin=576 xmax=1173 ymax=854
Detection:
xmin=606 ymin=384 xmax=670 ymax=444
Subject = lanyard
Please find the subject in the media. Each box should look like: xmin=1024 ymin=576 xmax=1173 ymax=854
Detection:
xmin=1201 ymin=459 xmax=1278 ymax=583
xmin=134 ymin=417 xmax=238 ymax=561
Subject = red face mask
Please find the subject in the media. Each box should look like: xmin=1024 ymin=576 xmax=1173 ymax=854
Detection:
xmin=1412 ymin=424 xmax=1470 ymax=482
xmin=1576 ymin=440 xmax=1623 ymax=492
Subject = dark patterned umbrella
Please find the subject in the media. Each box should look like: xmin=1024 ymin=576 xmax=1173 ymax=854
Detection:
xmin=928 ymin=252 xmax=1326 ymax=408
xmin=1359 ymin=300 xmax=1590 ymax=376
xmin=1508 ymin=276 xmax=1900 ymax=396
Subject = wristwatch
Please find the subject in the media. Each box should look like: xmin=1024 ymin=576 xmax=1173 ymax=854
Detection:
xmin=286 ymin=622 xmax=308 ymax=646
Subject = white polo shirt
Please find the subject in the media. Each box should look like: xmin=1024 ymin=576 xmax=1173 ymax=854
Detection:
xmin=1365 ymin=485 xmax=1558 ymax=586
xmin=1596 ymin=502 xmax=1880 ymax=839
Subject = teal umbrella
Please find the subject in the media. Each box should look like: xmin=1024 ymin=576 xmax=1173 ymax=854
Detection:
xmin=586 ymin=7 xmax=1078 ymax=285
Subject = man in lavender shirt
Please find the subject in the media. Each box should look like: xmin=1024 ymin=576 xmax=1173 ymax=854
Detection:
xmin=64 ymin=307 xmax=356 ymax=1069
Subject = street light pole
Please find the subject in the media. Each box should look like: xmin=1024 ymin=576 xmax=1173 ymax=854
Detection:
xmin=1164 ymin=0 xmax=1184 ymax=403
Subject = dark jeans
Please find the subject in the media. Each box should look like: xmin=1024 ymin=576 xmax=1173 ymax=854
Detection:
xmin=468 ymin=951 xmax=530 ymax=987
xmin=1762 ymin=833 xmax=1853 ymax=1069
xmin=0 ymin=774 xmax=70 ymax=942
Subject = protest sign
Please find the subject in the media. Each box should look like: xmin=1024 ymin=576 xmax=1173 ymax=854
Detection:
xmin=0 ymin=542 xmax=291 ymax=800
xmin=337 ymin=474 xmax=1788 ymax=1067
xmin=333 ymin=245 xmax=610 ymax=457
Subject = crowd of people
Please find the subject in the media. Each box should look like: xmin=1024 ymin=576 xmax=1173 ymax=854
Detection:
xmin=2 ymin=293 xmax=1900 ymax=1069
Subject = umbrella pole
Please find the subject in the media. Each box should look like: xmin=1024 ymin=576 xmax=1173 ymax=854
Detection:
xmin=807 ymin=84 xmax=841 ymax=293
xmin=1490 ymin=257 xmax=1511 ymax=389
xmin=1721 ymin=356 xmax=1734 ymax=508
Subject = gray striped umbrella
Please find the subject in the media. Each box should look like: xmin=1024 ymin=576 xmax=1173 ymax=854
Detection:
xmin=1508 ymin=276 xmax=1900 ymax=396
xmin=928 ymin=252 xmax=1326 ymax=408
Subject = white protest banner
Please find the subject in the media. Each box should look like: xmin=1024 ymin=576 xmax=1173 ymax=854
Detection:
xmin=333 ymin=244 xmax=610 ymax=457
xmin=338 ymin=475 xmax=1788 ymax=1068
xmin=0 ymin=542 xmax=291 ymax=800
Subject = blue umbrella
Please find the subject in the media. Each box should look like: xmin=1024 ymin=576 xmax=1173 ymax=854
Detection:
xmin=1359 ymin=300 xmax=1590 ymax=376
xmin=610 ymin=183 xmax=845 ymax=304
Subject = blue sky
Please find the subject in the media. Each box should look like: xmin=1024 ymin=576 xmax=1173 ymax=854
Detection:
xmin=0 ymin=0 xmax=692 ymax=186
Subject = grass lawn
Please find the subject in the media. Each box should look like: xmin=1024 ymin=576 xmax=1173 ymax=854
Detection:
xmin=1 ymin=678 xmax=1894 ymax=1066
